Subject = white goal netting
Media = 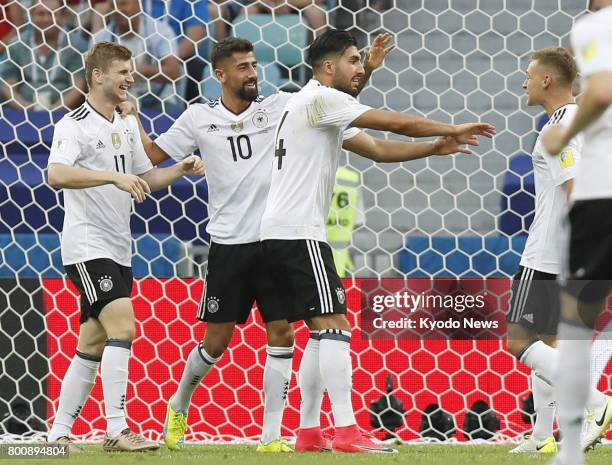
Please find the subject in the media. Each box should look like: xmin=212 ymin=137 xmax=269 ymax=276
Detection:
xmin=1 ymin=0 xmax=610 ymax=444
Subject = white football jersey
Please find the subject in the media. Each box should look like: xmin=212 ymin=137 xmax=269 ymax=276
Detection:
xmin=521 ymin=104 xmax=582 ymax=274
xmin=569 ymin=5 xmax=612 ymax=201
xmin=155 ymin=92 xmax=294 ymax=244
xmin=48 ymin=101 xmax=153 ymax=266
xmin=260 ymin=80 xmax=370 ymax=242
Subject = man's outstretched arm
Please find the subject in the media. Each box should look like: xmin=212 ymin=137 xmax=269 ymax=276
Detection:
xmin=342 ymin=131 xmax=472 ymax=163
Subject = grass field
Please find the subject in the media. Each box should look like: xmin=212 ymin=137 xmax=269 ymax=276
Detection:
xmin=3 ymin=445 xmax=611 ymax=465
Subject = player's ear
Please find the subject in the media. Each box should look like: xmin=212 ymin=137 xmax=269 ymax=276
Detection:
xmin=322 ymin=59 xmax=335 ymax=76
xmin=92 ymin=68 xmax=103 ymax=85
xmin=214 ymin=68 xmax=225 ymax=83
xmin=542 ymin=74 xmax=552 ymax=89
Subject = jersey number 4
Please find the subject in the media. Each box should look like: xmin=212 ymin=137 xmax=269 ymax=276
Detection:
xmin=227 ymin=135 xmax=252 ymax=162
xmin=274 ymin=111 xmax=288 ymax=170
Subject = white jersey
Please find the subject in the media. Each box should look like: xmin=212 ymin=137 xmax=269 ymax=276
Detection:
xmin=260 ymin=80 xmax=370 ymax=242
xmin=569 ymin=5 xmax=612 ymax=200
xmin=155 ymin=93 xmax=294 ymax=244
xmin=521 ymin=104 xmax=582 ymax=274
xmin=48 ymin=101 xmax=153 ymax=266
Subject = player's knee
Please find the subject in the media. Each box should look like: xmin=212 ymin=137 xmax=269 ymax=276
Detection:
xmin=506 ymin=338 xmax=527 ymax=357
xmin=106 ymin=324 xmax=136 ymax=342
xmin=266 ymin=321 xmax=294 ymax=347
xmin=77 ymin=342 xmax=105 ymax=359
xmin=202 ymin=322 xmax=235 ymax=356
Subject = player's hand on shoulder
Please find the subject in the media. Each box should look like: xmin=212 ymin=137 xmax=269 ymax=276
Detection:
xmin=364 ymin=32 xmax=394 ymax=71
xmin=541 ymin=124 xmax=567 ymax=156
xmin=433 ymin=136 xmax=473 ymax=156
xmin=112 ymin=172 xmax=151 ymax=203
xmin=453 ymin=123 xmax=496 ymax=144
xmin=179 ymin=155 xmax=205 ymax=177
xmin=117 ymin=101 xmax=138 ymax=118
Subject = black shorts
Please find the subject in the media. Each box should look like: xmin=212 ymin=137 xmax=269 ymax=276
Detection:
xmin=64 ymin=258 xmax=133 ymax=324
xmin=262 ymin=239 xmax=347 ymax=323
xmin=564 ymin=199 xmax=612 ymax=302
xmin=197 ymin=241 xmax=285 ymax=324
xmin=506 ymin=265 xmax=560 ymax=335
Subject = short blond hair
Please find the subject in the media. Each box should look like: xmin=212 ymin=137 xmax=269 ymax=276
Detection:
xmin=85 ymin=42 xmax=132 ymax=88
xmin=532 ymin=47 xmax=577 ymax=86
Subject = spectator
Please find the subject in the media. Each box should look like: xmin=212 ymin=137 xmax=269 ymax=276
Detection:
xmin=93 ymin=0 xmax=181 ymax=110
xmin=0 ymin=0 xmax=85 ymax=110
xmin=246 ymin=0 xmax=327 ymax=35
xmin=208 ymin=0 xmax=245 ymax=41
xmin=0 ymin=1 xmax=25 ymax=56
xmin=143 ymin=0 xmax=209 ymax=103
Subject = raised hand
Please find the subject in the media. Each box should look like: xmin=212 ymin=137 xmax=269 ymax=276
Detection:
xmin=180 ymin=155 xmax=205 ymax=177
xmin=364 ymin=32 xmax=395 ymax=71
xmin=112 ymin=172 xmax=151 ymax=203
xmin=453 ymin=123 xmax=496 ymax=144
xmin=433 ymin=136 xmax=473 ymax=156
xmin=541 ymin=125 xmax=567 ymax=155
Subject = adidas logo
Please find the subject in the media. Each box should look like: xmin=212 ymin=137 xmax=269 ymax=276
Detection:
xmin=207 ymin=124 xmax=219 ymax=133
xmin=96 ymin=140 xmax=106 ymax=150
xmin=522 ymin=313 xmax=534 ymax=324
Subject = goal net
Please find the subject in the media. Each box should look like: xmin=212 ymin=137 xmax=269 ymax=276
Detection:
xmin=1 ymin=0 xmax=609 ymax=444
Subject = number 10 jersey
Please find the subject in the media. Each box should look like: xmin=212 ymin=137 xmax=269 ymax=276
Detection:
xmin=155 ymin=93 xmax=293 ymax=244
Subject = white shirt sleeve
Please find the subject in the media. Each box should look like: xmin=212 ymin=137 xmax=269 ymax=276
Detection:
xmin=342 ymin=127 xmax=361 ymax=141
xmin=126 ymin=116 xmax=154 ymax=175
xmin=307 ymin=88 xmax=372 ymax=131
xmin=571 ymin=14 xmax=612 ymax=77
xmin=154 ymin=107 xmax=199 ymax=161
xmin=48 ymin=119 xmax=81 ymax=166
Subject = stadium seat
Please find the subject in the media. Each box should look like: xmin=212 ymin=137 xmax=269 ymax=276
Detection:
xmin=232 ymin=14 xmax=308 ymax=85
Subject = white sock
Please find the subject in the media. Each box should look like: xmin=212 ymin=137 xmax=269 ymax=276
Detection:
xmin=591 ymin=320 xmax=612 ymax=388
xmin=319 ymin=329 xmax=355 ymax=428
xmin=101 ymin=339 xmax=131 ymax=438
xmin=531 ymin=371 xmax=555 ymax=440
xmin=261 ymin=346 xmax=293 ymax=443
xmin=520 ymin=340 xmax=606 ymax=411
xmin=48 ymin=351 xmax=99 ymax=441
xmin=298 ymin=332 xmax=324 ymax=429
xmin=171 ymin=343 xmax=220 ymax=414
xmin=556 ymin=323 xmax=592 ymax=464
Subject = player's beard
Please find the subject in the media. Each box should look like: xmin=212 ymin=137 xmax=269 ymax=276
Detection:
xmin=237 ymin=79 xmax=259 ymax=101
xmin=333 ymin=73 xmax=360 ymax=97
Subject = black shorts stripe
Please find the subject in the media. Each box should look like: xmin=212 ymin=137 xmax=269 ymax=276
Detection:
xmin=76 ymin=262 xmax=97 ymax=304
xmin=314 ymin=241 xmax=333 ymax=313
xmin=306 ymin=240 xmax=330 ymax=313
xmin=511 ymin=266 xmax=533 ymax=322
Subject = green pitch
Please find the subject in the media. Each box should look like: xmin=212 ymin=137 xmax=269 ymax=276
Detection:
xmin=5 ymin=445 xmax=611 ymax=465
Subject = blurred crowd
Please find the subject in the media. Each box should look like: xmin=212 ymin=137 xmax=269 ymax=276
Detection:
xmin=0 ymin=0 xmax=341 ymax=112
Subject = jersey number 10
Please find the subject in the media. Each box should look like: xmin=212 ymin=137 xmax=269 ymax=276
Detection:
xmin=227 ymin=135 xmax=252 ymax=162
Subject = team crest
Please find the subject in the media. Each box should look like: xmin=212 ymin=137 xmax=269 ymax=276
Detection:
xmin=336 ymin=287 xmax=346 ymax=305
xmin=231 ymin=121 xmax=244 ymax=133
xmin=207 ymin=296 xmax=220 ymax=313
xmin=111 ymin=133 xmax=122 ymax=149
xmin=98 ymin=275 xmax=113 ymax=292
xmin=126 ymin=130 xmax=136 ymax=146
xmin=252 ymin=111 xmax=268 ymax=128
xmin=581 ymin=40 xmax=597 ymax=62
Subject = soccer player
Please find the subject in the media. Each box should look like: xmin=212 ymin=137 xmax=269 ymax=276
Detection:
xmin=506 ymin=47 xmax=584 ymax=454
xmin=123 ymin=34 xmax=393 ymax=452
xmin=543 ymin=1 xmax=612 ymax=463
xmin=46 ymin=42 xmax=204 ymax=452
xmin=260 ymin=29 xmax=495 ymax=453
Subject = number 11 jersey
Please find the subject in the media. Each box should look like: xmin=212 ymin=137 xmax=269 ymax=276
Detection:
xmin=155 ymin=93 xmax=293 ymax=244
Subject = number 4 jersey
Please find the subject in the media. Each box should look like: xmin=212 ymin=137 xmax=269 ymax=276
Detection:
xmin=155 ymin=92 xmax=295 ymax=244
xmin=48 ymin=101 xmax=153 ymax=267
